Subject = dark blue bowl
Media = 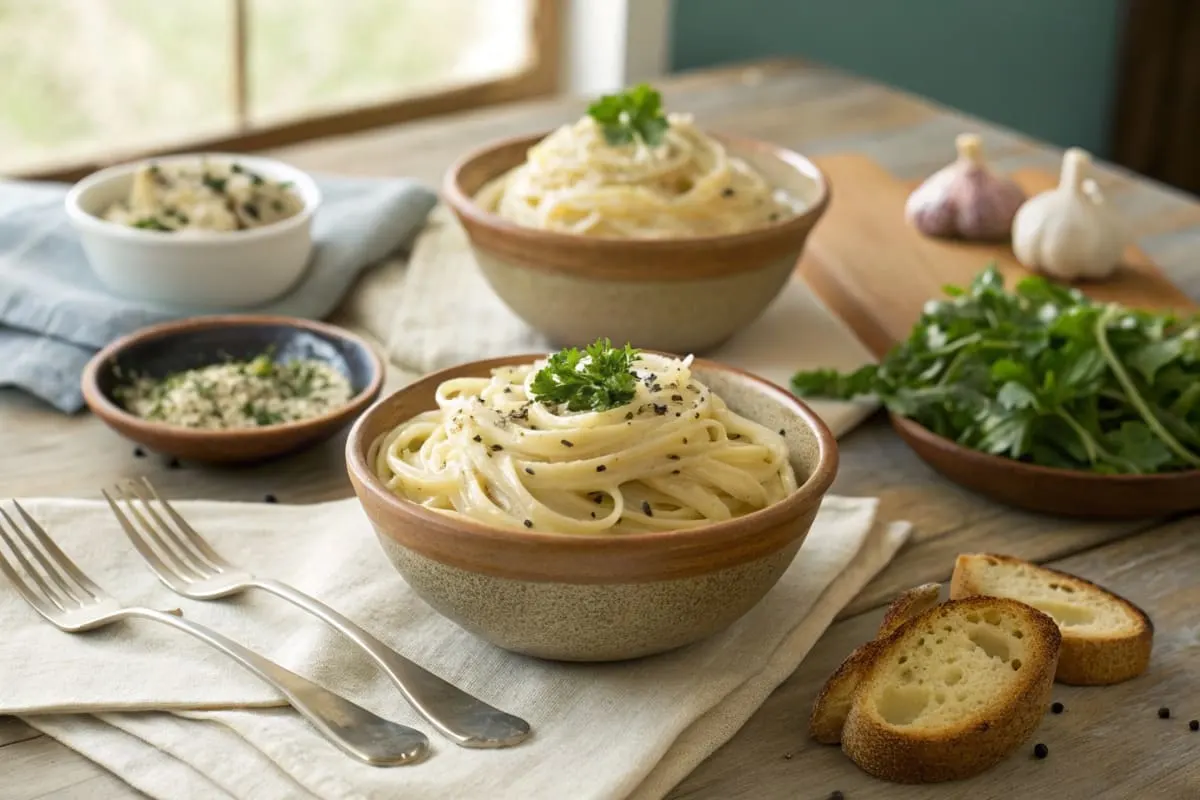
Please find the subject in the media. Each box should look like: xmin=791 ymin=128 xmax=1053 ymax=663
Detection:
xmin=82 ymin=315 xmax=384 ymax=463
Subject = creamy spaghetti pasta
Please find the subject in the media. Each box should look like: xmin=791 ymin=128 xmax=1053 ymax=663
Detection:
xmin=476 ymin=113 xmax=803 ymax=238
xmin=370 ymin=352 xmax=798 ymax=535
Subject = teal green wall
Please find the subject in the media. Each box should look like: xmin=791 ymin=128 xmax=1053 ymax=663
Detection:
xmin=671 ymin=0 xmax=1125 ymax=156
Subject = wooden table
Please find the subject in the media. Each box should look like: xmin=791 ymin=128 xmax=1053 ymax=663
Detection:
xmin=4 ymin=59 xmax=1199 ymax=800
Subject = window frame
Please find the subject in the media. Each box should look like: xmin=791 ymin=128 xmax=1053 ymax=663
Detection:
xmin=15 ymin=0 xmax=561 ymax=183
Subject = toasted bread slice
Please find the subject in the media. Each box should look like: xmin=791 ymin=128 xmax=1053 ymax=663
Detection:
xmin=809 ymin=583 xmax=943 ymax=744
xmin=841 ymin=596 xmax=1061 ymax=783
xmin=877 ymin=583 xmax=942 ymax=639
xmin=950 ymin=553 xmax=1153 ymax=685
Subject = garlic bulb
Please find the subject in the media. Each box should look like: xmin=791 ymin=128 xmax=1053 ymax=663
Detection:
xmin=1012 ymin=148 xmax=1126 ymax=281
xmin=905 ymin=133 xmax=1026 ymax=241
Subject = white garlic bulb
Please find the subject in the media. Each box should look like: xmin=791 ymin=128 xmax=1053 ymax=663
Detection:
xmin=905 ymin=133 xmax=1026 ymax=241
xmin=1011 ymin=148 xmax=1126 ymax=281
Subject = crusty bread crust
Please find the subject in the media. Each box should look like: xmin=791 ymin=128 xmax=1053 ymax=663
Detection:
xmin=841 ymin=596 xmax=1061 ymax=784
xmin=809 ymin=641 xmax=881 ymax=744
xmin=950 ymin=553 xmax=1153 ymax=685
xmin=877 ymin=583 xmax=941 ymax=639
xmin=810 ymin=583 xmax=944 ymax=744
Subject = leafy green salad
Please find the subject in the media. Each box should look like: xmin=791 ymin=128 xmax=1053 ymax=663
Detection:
xmin=792 ymin=265 xmax=1200 ymax=475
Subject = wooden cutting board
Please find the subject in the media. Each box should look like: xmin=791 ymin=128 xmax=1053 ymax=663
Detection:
xmin=797 ymin=154 xmax=1198 ymax=359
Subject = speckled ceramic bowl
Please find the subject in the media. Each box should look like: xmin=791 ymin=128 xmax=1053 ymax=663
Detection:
xmin=346 ymin=354 xmax=838 ymax=662
xmin=442 ymin=132 xmax=830 ymax=354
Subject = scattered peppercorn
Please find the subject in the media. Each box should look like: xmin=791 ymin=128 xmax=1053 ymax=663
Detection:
xmin=778 ymin=428 xmax=786 ymax=436
xmin=653 ymin=404 xmax=667 ymax=415
xmin=667 ymin=454 xmax=680 ymax=460
xmin=561 ymin=439 xmax=574 ymax=447
xmin=721 ymin=187 xmax=735 ymax=198
xmin=828 ymin=792 xmax=845 ymax=800
xmin=1189 ymin=720 xmax=1198 ymax=731
xmin=490 ymin=444 xmax=503 ymax=452
xmin=133 ymin=447 xmax=145 ymax=458
xmin=472 ymin=435 xmax=482 ymax=442
xmin=1033 ymin=743 xmax=1048 ymax=759
xmin=523 ymin=519 xmax=533 ymax=528
xmin=782 ymin=752 xmax=792 ymax=760
xmin=166 ymin=457 xmax=181 ymax=469
xmin=642 ymin=501 xmax=653 ymax=516
xmin=596 ymin=465 xmax=607 ymax=472
xmin=263 ymin=494 xmax=278 ymax=504
xmin=1051 ymin=702 xmax=1064 ymax=714
xmin=671 ymin=394 xmax=683 ymax=402
xmin=1159 ymin=707 xmax=1171 ymax=719
xmin=524 ymin=467 xmax=535 ymax=475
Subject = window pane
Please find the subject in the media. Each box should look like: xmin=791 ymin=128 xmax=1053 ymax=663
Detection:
xmin=247 ymin=0 xmax=534 ymax=125
xmin=0 ymin=0 xmax=234 ymax=174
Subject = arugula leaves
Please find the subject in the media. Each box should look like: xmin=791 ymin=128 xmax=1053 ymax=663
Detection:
xmin=792 ymin=264 xmax=1200 ymax=475
xmin=587 ymin=84 xmax=670 ymax=147
xmin=529 ymin=338 xmax=641 ymax=412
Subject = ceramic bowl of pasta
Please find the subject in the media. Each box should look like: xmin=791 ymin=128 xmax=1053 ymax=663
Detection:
xmin=82 ymin=315 xmax=383 ymax=464
xmin=346 ymin=341 xmax=838 ymax=661
xmin=66 ymin=153 xmax=319 ymax=309
xmin=442 ymin=86 xmax=830 ymax=354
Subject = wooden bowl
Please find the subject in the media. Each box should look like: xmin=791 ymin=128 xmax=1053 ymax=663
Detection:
xmin=442 ymin=131 xmax=830 ymax=354
xmin=346 ymin=354 xmax=839 ymax=661
xmin=891 ymin=414 xmax=1200 ymax=519
xmin=82 ymin=316 xmax=384 ymax=464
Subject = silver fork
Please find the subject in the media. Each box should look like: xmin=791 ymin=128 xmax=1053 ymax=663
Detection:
xmin=0 ymin=500 xmax=428 ymax=767
xmin=104 ymin=478 xmax=530 ymax=749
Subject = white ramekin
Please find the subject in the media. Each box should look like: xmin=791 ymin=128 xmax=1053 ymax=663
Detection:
xmin=65 ymin=152 xmax=321 ymax=309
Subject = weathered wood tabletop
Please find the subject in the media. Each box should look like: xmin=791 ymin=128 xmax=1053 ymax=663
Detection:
xmin=3 ymin=59 xmax=1198 ymax=800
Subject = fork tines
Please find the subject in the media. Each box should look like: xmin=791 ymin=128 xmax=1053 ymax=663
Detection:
xmin=104 ymin=479 xmax=231 ymax=589
xmin=0 ymin=500 xmax=103 ymax=616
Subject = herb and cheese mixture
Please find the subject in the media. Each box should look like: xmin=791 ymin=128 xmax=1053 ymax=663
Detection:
xmin=116 ymin=355 xmax=352 ymax=430
xmin=102 ymin=160 xmax=304 ymax=233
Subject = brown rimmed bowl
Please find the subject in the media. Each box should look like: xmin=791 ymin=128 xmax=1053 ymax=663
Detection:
xmin=891 ymin=414 xmax=1200 ymax=519
xmin=82 ymin=316 xmax=384 ymax=464
xmin=346 ymin=354 xmax=839 ymax=662
xmin=443 ymin=132 xmax=830 ymax=354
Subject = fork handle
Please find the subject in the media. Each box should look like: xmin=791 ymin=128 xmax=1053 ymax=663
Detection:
xmin=123 ymin=608 xmax=429 ymax=766
xmin=252 ymin=578 xmax=531 ymax=748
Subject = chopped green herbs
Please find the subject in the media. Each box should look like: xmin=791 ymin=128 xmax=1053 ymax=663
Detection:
xmin=530 ymin=338 xmax=641 ymax=412
xmin=201 ymin=174 xmax=228 ymax=194
xmin=116 ymin=354 xmax=352 ymax=430
xmin=792 ymin=265 xmax=1200 ymax=475
xmin=587 ymin=83 xmax=670 ymax=147
xmin=132 ymin=217 xmax=170 ymax=231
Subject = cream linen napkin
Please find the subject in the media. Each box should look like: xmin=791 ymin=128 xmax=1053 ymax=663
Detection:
xmin=8 ymin=496 xmax=910 ymax=800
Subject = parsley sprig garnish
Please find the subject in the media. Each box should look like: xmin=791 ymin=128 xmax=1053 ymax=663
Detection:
xmin=792 ymin=265 xmax=1200 ymax=475
xmin=587 ymin=84 xmax=669 ymax=147
xmin=529 ymin=338 xmax=641 ymax=412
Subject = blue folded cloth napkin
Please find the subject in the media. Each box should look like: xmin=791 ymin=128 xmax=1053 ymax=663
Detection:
xmin=0 ymin=175 xmax=437 ymax=413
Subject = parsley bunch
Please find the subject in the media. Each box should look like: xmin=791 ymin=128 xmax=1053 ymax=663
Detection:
xmin=587 ymin=84 xmax=670 ymax=147
xmin=529 ymin=338 xmax=641 ymax=412
xmin=793 ymin=265 xmax=1200 ymax=475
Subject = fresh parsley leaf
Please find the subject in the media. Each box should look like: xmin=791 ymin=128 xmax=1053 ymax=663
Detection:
xmin=529 ymin=338 xmax=640 ymax=412
xmin=791 ymin=263 xmax=1200 ymax=475
xmin=587 ymin=83 xmax=670 ymax=147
